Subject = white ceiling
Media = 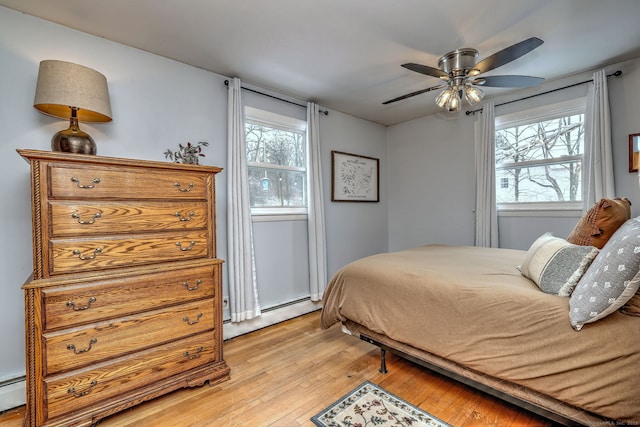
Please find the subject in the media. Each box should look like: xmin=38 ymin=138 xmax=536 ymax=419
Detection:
xmin=2 ymin=0 xmax=640 ymax=126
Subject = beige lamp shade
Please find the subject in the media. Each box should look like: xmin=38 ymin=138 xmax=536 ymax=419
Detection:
xmin=34 ymin=60 xmax=112 ymax=122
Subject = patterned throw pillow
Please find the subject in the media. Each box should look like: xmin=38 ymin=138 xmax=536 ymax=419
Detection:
xmin=520 ymin=233 xmax=599 ymax=296
xmin=569 ymin=217 xmax=640 ymax=330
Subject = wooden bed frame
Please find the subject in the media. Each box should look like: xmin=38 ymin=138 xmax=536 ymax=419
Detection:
xmin=343 ymin=320 xmax=612 ymax=427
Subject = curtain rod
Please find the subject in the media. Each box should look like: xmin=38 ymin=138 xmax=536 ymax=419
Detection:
xmin=465 ymin=70 xmax=622 ymax=116
xmin=224 ymin=80 xmax=328 ymax=115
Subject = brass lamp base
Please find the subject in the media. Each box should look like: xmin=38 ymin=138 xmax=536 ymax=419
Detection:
xmin=51 ymin=119 xmax=97 ymax=155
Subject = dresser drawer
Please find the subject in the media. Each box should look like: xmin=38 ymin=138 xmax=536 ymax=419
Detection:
xmin=48 ymin=163 xmax=210 ymax=200
xmin=45 ymin=331 xmax=218 ymax=421
xmin=50 ymin=231 xmax=210 ymax=274
xmin=42 ymin=264 xmax=217 ymax=330
xmin=49 ymin=201 xmax=209 ymax=237
xmin=44 ymin=298 xmax=215 ymax=375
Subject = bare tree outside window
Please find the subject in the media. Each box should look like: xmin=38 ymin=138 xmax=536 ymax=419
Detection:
xmin=245 ymin=121 xmax=307 ymax=209
xmin=496 ymin=112 xmax=584 ymax=206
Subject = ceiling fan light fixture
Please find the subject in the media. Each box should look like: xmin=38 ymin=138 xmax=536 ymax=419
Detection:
xmin=435 ymin=87 xmax=454 ymax=108
xmin=463 ymin=84 xmax=484 ymax=105
xmin=383 ymin=37 xmax=544 ymax=110
xmin=447 ymin=90 xmax=461 ymax=111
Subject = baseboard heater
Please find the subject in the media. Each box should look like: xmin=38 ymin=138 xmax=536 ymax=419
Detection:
xmin=359 ymin=334 xmax=588 ymax=427
xmin=0 ymin=375 xmax=26 ymax=413
xmin=222 ymin=297 xmax=321 ymax=340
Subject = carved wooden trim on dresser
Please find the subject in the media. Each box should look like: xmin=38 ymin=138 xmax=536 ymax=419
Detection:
xmin=24 ymin=288 xmax=38 ymax=427
xmin=31 ymin=160 xmax=44 ymax=280
xmin=18 ymin=149 xmax=229 ymax=427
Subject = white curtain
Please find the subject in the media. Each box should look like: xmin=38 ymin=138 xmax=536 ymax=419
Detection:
xmin=474 ymin=101 xmax=499 ymax=248
xmin=226 ymin=78 xmax=260 ymax=322
xmin=583 ymin=70 xmax=615 ymax=207
xmin=307 ymin=102 xmax=327 ymax=301
xmin=583 ymin=69 xmax=615 ymax=208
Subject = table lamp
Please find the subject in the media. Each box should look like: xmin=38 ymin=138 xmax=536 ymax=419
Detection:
xmin=33 ymin=60 xmax=112 ymax=155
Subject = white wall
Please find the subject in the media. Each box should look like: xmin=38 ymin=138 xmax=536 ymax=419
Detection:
xmin=387 ymin=114 xmax=476 ymax=251
xmin=387 ymin=57 xmax=640 ymax=251
xmin=0 ymin=6 xmax=389 ymax=409
xmin=321 ymin=110 xmax=388 ymax=273
xmin=609 ymin=59 xmax=640 ymax=212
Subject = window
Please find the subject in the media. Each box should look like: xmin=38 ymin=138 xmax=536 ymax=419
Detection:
xmin=245 ymin=107 xmax=308 ymax=215
xmin=495 ymin=99 xmax=586 ymax=211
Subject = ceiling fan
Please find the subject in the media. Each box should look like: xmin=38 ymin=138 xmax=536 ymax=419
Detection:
xmin=383 ymin=37 xmax=545 ymax=111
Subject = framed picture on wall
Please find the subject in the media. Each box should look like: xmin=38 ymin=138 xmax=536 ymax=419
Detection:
xmin=331 ymin=150 xmax=379 ymax=202
xmin=629 ymin=133 xmax=640 ymax=172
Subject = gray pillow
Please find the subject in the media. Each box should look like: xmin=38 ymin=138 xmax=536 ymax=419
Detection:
xmin=520 ymin=233 xmax=599 ymax=296
xmin=569 ymin=217 xmax=640 ymax=330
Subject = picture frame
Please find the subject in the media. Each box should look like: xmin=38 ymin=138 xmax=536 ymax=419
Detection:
xmin=331 ymin=150 xmax=379 ymax=202
xmin=629 ymin=133 xmax=640 ymax=172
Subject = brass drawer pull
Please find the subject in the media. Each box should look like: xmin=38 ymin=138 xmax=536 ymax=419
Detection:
xmin=73 ymin=248 xmax=103 ymax=260
xmin=183 ymin=346 xmax=204 ymax=360
xmin=176 ymin=241 xmax=196 ymax=251
xmin=66 ymin=297 xmax=96 ymax=311
xmin=183 ymin=312 xmax=203 ymax=325
xmin=67 ymin=338 xmax=98 ymax=354
xmin=182 ymin=279 xmax=202 ymax=291
xmin=71 ymin=177 xmax=101 ymax=189
xmin=175 ymin=211 xmax=195 ymax=221
xmin=68 ymin=380 xmax=98 ymax=398
xmin=72 ymin=211 xmax=102 ymax=224
xmin=174 ymin=182 xmax=194 ymax=192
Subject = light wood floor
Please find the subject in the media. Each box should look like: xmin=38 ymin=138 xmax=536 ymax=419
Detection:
xmin=0 ymin=310 xmax=553 ymax=427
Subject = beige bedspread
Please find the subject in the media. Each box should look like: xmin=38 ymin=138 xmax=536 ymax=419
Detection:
xmin=321 ymin=245 xmax=640 ymax=423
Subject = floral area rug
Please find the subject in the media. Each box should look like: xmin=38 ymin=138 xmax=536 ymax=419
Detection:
xmin=311 ymin=381 xmax=451 ymax=427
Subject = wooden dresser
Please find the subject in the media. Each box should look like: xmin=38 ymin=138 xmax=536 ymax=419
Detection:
xmin=18 ymin=149 xmax=230 ymax=427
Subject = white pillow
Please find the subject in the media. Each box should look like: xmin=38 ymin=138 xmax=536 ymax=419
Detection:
xmin=521 ymin=233 xmax=599 ymax=297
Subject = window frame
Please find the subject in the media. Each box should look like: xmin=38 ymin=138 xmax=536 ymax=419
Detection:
xmin=495 ymin=98 xmax=587 ymax=215
xmin=244 ymin=106 xmax=309 ymax=218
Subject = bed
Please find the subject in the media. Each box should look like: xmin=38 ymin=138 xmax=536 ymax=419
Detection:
xmin=320 ymin=244 xmax=640 ymax=425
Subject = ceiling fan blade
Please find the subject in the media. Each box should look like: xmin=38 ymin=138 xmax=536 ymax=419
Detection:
xmin=382 ymin=84 xmax=446 ymax=105
xmin=473 ymin=37 xmax=543 ymax=74
xmin=475 ymin=75 xmax=544 ymax=87
xmin=401 ymin=63 xmax=448 ymax=79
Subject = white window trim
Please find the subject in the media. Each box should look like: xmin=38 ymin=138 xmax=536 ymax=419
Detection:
xmin=250 ymin=206 xmax=307 ymax=216
xmin=496 ymin=97 xmax=586 ymax=130
xmin=498 ymin=204 xmax=583 ymax=217
xmin=497 ymin=154 xmax=582 ymax=171
xmin=247 ymin=161 xmax=306 ymax=173
xmin=245 ymin=106 xmax=309 ymax=218
xmin=245 ymin=106 xmax=307 ymax=132
xmin=251 ymin=213 xmax=308 ymax=222
xmin=495 ymin=97 xmax=586 ymax=213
